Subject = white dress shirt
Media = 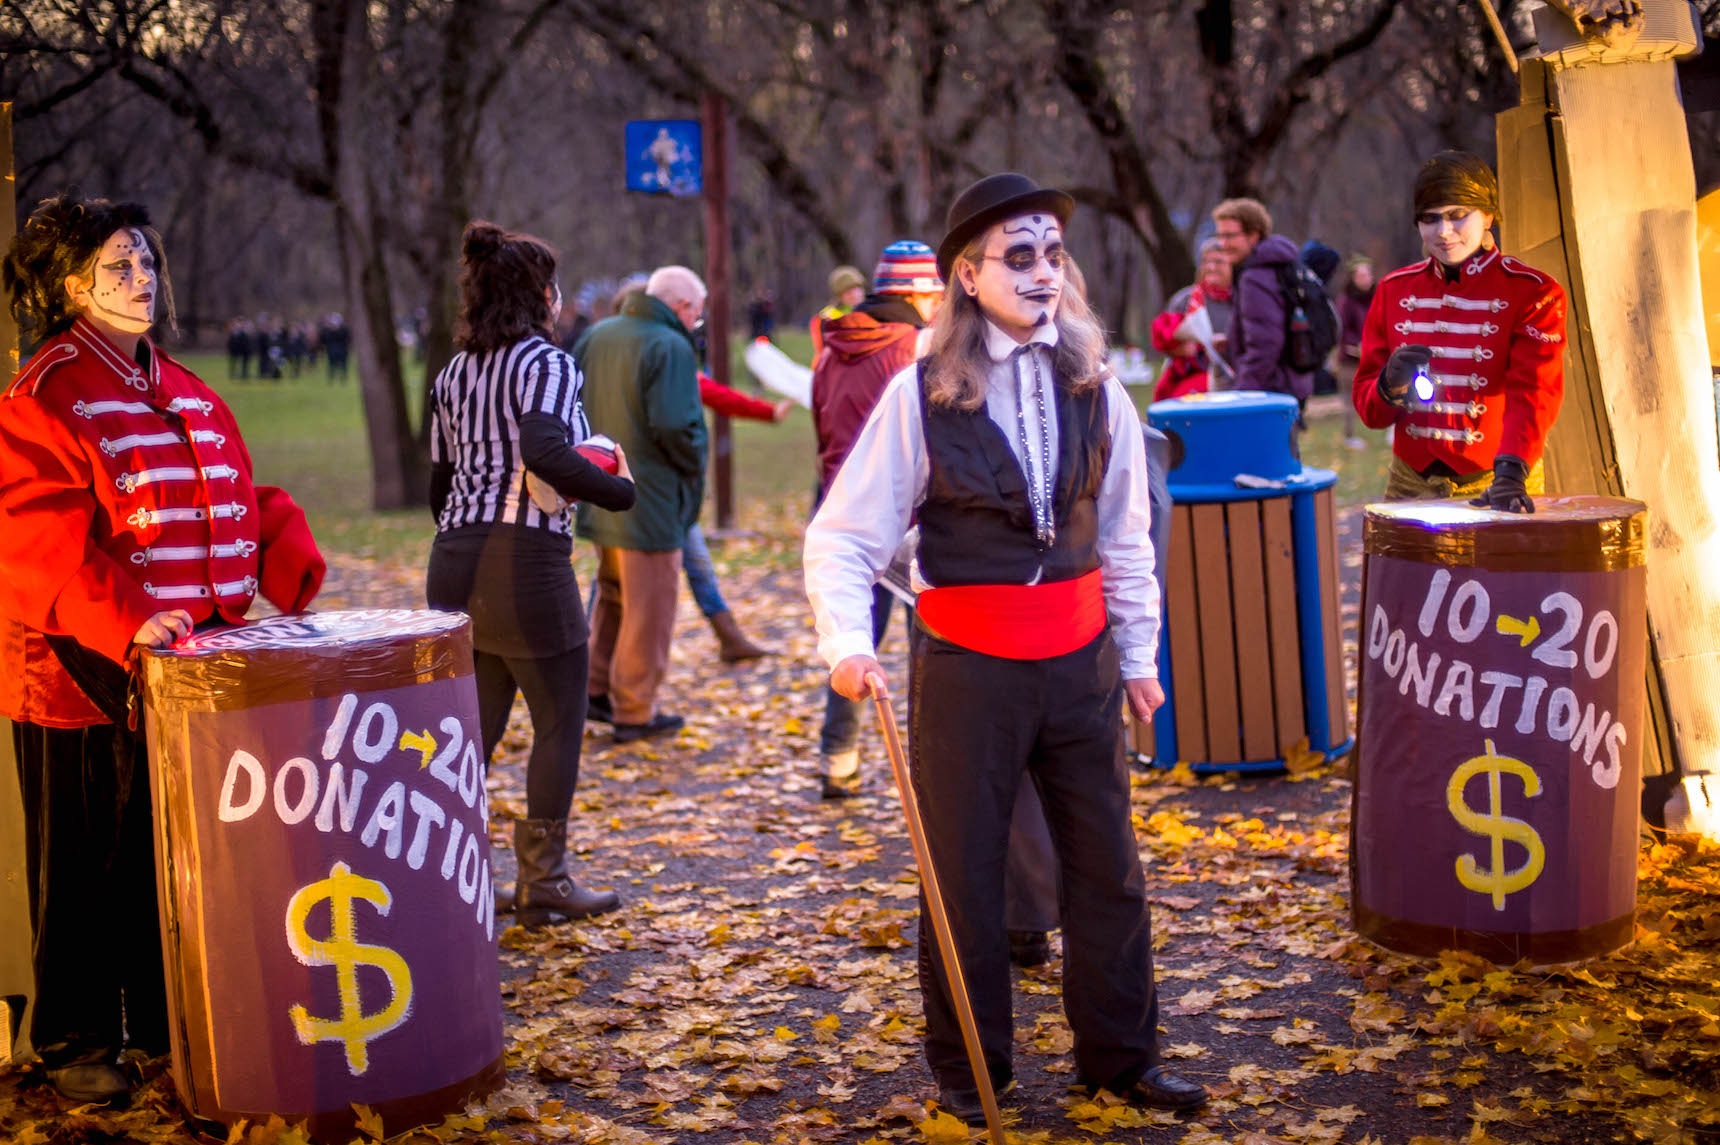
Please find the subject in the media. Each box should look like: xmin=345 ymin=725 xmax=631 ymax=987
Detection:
xmin=803 ymin=319 xmax=1161 ymax=679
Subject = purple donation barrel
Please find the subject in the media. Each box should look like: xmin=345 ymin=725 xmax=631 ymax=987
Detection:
xmin=1353 ymin=497 xmax=1648 ymax=964
xmin=141 ymin=610 xmax=504 ymax=1140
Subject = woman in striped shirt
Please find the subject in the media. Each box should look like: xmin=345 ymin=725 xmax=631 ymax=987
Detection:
xmin=426 ymin=221 xmax=635 ymax=927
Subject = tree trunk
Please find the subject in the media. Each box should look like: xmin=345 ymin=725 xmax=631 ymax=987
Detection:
xmin=326 ymin=0 xmax=425 ymax=509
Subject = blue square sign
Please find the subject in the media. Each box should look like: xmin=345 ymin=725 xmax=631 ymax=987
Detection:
xmin=626 ymin=120 xmax=702 ymax=196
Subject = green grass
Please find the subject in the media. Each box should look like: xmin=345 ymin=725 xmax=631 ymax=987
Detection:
xmin=176 ymin=339 xmax=1390 ymax=572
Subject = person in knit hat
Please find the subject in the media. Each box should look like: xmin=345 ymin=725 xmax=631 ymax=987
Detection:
xmin=806 ymin=240 xmax=942 ymax=797
xmin=1352 ymin=150 xmax=1566 ymax=509
xmin=810 ymin=265 xmax=867 ymax=355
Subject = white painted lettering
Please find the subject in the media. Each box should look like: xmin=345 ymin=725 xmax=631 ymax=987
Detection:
xmin=1477 ymin=671 xmax=1523 ymax=729
xmin=353 ymin=702 xmax=399 ymax=764
xmin=1383 ymin=629 xmax=1407 ymax=677
xmin=1448 ymin=580 xmax=1489 ymax=643
xmin=273 ymin=757 xmax=318 ymax=825
xmin=405 ymin=789 xmax=447 ymax=871
xmin=1418 ymin=569 xmax=1451 ymax=638
xmin=1515 ymin=676 xmax=1548 ymax=735
xmin=315 ymin=763 xmax=368 ymax=833
xmin=1399 ymin=645 xmax=1441 ymax=707
xmin=1433 ymin=659 xmax=1475 ymax=720
xmin=360 ymin=779 xmax=406 ymax=858
xmin=218 ymin=750 xmax=266 ymax=822
xmin=321 ymin=693 xmax=358 ymax=760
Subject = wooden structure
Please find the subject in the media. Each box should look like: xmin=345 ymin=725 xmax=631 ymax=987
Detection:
xmin=0 ymin=101 xmax=32 ymax=1065
xmin=1495 ymin=1 xmax=1716 ymax=821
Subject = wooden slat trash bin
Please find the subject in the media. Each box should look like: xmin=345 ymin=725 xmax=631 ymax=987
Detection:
xmin=1141 ymin=393 xmax=1352 ymax=773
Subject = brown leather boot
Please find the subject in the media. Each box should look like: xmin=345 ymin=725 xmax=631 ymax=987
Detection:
xmin=513 ymin=818 xmax=621 ymax=927
xmin=709 ymin=610 xmax=771 ymax=662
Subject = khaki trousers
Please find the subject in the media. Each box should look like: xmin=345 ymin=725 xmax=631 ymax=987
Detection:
xmin=588 ymin=545 xmax=683 ymax=725
xmin=1382 ymin=454 xmax=1545 ymax=502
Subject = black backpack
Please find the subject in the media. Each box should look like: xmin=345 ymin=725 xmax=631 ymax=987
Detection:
xmin=1275 ymin=260 xmax=1340 ymax=373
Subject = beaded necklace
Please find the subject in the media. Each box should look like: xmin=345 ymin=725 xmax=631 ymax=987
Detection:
xmin=1015 ymin=346 xmax=1055 ymax=549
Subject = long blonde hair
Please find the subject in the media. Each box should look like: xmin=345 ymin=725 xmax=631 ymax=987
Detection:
xmin=922 ymin=234 xmax=1108 ymax=411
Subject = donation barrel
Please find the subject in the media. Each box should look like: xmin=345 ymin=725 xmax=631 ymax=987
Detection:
xmin=142 ymin=610 xmax=504 ymax=1140
xmin=1352 ymin=497 xmax=1648 ymax=964
xmin=1144 ymin=392 xmax=1350 ymax=772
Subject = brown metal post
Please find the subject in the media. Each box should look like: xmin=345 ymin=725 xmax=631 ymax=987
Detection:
xmin=702 ymin=91 xmax=734 ymax=530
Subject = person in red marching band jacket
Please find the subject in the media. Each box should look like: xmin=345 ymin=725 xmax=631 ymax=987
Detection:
xmin=1352 ymin=151 xmax=1567 ymax=511
xmin=0 ymin=195 xmax=324 ymax=1103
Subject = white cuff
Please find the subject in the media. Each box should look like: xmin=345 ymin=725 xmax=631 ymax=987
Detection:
xmin=1120 ymin=648 xmax=1159 ymax=681
xmin=820 ymin=631 xmax=879 ymax=673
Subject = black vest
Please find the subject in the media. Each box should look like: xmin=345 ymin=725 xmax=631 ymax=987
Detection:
xmin=917 ymin=356 xmax=1111 ymax=587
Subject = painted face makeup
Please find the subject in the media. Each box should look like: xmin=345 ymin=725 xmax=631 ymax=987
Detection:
xmin=80 ymin=228 xmax=157 ymax=335
xmin=1417 ymin=206 xmax=1493 ymax=267
xmin=963 ymin=213 xmax=1065 ymax=341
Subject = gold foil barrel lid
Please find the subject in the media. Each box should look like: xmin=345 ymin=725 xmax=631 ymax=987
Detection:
xmin=1363 ymin=495 xmax=1647 ymax=571
xmin=142 ymin=609 xmax=474 ymax=712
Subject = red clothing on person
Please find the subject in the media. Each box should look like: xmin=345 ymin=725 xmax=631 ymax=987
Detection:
xmin=1149 ymin=282 xmax=1229 ymax=402
xmin=698 ymin=371 xmax=778 ymax=421
xmin=0 ymin=318 xmax=324 ymax=727
xmin=811 ymin=307 xmax=920 ymax=489
xmin=1352 ymin=248 xmax=1565 ymax=474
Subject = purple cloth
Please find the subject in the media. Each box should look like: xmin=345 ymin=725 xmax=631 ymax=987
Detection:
xmin=1230 ymin=234 xmax=1315 ymax=400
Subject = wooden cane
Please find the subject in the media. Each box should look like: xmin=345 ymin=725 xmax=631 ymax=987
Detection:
xmin=868 ymin=676 xmax=1009 ymax=1143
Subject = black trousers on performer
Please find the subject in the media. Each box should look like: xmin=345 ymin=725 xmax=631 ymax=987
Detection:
xmin=13 ymin=639 xmax=167 ymax=1068
xmin=909 ymin=623 xmax=1159 ymax=1093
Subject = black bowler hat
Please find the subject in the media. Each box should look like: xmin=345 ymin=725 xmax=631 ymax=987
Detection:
xmin=936 ymin=173 xmax=1075 ymax=279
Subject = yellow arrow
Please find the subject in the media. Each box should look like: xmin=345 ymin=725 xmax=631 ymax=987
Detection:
xmin=398 ymin=729 xmax=437 ymax=768
xmin=1495 ymin=614 xmax=1540 ymax=648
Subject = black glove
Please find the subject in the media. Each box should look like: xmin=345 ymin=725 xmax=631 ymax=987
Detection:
xmin=1472 ymin=454 xmax=1534 ymax=513
xmin=1377 ymin=344 xmax=1433 ymax=409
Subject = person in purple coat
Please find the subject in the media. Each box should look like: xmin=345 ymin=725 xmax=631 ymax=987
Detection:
xmin=1212 ymin=198 xmax=1315 ymax=404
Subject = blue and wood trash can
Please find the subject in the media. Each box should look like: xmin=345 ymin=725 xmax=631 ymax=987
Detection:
xmin=1140 ymin=392 xmax=1352 ymax=772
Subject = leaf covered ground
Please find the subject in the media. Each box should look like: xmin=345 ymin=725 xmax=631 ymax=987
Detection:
xmin=2 ymin=507 xmax=1717 ymax=1145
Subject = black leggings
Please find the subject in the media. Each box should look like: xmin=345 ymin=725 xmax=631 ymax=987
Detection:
xmin=473 ymin=644 xmax=590 ymax=820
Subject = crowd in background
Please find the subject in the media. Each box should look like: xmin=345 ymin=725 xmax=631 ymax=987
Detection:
xmin=223 ymin=312 xmax=351 ymax=382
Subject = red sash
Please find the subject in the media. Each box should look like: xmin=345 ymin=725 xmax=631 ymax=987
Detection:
xmin=916 ymin=568 xmax=1105 ymax=660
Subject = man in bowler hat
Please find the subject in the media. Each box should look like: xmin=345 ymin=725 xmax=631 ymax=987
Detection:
xmin=804 ymin=173 xmax=1207 ymax=1121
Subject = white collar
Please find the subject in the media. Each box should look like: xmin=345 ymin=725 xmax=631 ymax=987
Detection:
xmin=982 ymin=317 xmax=1059 ymax=364
xmin=70 ymin=317 xmax=158 ymax=394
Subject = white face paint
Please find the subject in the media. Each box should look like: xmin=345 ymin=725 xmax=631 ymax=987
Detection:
xmin=75 ymin=228 xmax=157 ymax=335
xmin=1417 ymin=206 xmax=1493 ymax=267
xmin=957 ymin=212 xmax=1066 ymax=343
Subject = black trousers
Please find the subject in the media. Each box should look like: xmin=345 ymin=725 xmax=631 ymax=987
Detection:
xmin=473 ymin=644 xmax=590 ymax=821
xmin=909 ymin=623 xmax=1159 ymax=1093
xmin=14 ymin=640 xmax=166 ymax=1067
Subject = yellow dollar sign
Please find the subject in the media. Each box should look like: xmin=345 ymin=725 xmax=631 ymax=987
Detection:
xmin=1445 ymin=739 xmax=1547 ymax=911
xmin=285 ymin=861 xmax=414 ymax=1075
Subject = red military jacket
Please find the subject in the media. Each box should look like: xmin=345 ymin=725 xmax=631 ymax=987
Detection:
xmin=0 ymin=318 xmax=325 ymax=727
xmin=1352 ymin=247 xmax=1566 ymax=475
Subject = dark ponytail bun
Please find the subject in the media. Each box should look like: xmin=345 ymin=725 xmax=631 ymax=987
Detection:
xmin=455 ymin=220 xmax=558 ymax=353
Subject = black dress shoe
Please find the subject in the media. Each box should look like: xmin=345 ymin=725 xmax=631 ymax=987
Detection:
xmin=1117 ymin=1064 xmax=1208 ymax=1110
xmin=613 ymin=712 xmax=684 ymax=744
xmin=936 ymin=1078 xmax=1013 ymax=1126
xmin=586 ymin=694 xmax=614 ymax=724
xmin=1008 ymin=929 xmax=1052 ymax=968
xmin=46 ymin=1061 xmax=130 ymax=1104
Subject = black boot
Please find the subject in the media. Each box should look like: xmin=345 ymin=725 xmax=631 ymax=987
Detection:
xmin=513 ymin=818 xmax=621 ymax=927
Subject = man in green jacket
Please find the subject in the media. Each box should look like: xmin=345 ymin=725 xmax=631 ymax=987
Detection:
xmin=576 ymin=266 xmax=708 ymax=743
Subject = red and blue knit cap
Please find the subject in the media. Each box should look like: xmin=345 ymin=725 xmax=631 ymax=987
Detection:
xmin=872 ymin=240 xmax=943 ymax=296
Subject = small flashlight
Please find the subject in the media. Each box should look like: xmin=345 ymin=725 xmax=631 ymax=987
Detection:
xmin=1412 ymin=367 xmax=1435 ymax=403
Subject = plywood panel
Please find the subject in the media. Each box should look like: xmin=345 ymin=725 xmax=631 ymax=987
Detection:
xmin=1166 ymin=505 xmax=1206 ymax=761
xmin=1315 ymin=489 xmax=1348 ymax=743
xmin=1226 ymin=501 xmax=1276 ymax=761
xmin=1191 ymin=504 xmax=1241 ymax=763
xmin=1261 ymin=498 xmax=1305 ymax=751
